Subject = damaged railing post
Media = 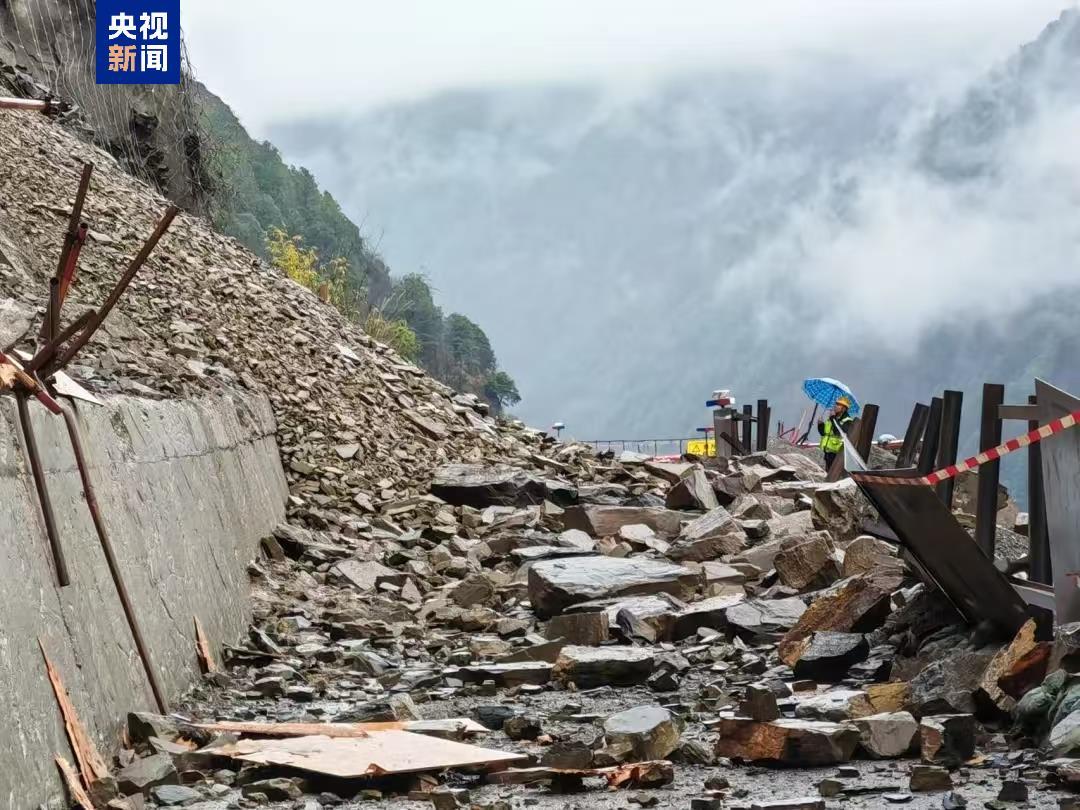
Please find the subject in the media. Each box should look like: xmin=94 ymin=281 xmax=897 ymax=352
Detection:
xmin=975 ymin=383 xmax=1005 ymax=558
xmin=896 ymin=402 xmax=929 ymax=469
xmin=741 ymin=404 xmax=753 ymax=452
xmin=935 ymin=390 xmax=964 ymax=508
xmin=855 ymin=403 xmax=879 ymax=463
xmin=755 ymin=399 xmax=769 ymax=452
xmin=58 ymin=403 xmax=168 ymax=713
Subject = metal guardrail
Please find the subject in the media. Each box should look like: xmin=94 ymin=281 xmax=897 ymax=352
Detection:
xmin=583 ymin=438 xmax=702 ymax=457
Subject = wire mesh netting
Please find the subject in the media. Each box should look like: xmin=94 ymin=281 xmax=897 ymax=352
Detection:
xmin=0 ymin=0 xmax=209 ymax=211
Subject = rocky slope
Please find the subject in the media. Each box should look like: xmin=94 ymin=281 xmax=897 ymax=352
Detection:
xmin=0 ymin=107 xmax=538 ymax=514
xmin=4 ymin=103 xmax=1080 ymax=810
xmin=0 ymin=0 xmax=209 ymax=211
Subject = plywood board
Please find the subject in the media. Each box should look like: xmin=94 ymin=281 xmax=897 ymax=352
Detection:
xmin=205 ymin=731 xmax=526 ymax=777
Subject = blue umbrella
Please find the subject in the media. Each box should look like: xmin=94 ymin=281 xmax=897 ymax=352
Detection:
xmin=802 ymin=377 xmax=861 ymax=417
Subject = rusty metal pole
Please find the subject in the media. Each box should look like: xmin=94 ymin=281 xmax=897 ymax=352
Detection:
xmin=43 ymin=164 xmax=93 ymax=343
xmin=975 ymin=383 xmax=1005 ymax=558
xmin=15 ymin=394 xmax=70 ymax=586
xmin=58 ymin=403 xmax=168 ymax=713
xmin=47 ymin=206 xmax=178 ymax=375
xmin=1027 ymin=394 xmax=1051 ymax=585
xmin=935 ymin=390 xmax=964 ymax=509
xmin=741 ymin=404 xmax=753 ymax=452
xmin=0 ymin=97 xmax=50 ymax=111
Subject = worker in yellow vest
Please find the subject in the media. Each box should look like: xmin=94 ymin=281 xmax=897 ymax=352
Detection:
xmin=818 ymin=396 xmax=855 ymax=470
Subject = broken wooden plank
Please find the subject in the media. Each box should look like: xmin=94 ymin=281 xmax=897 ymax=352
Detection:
xmin=194 ymin=718 xmax=488 ymax=739
xmin=194 ymin=616 xmax=217 ymax=674
xmin=203 ymin=731 xmax=526 ymax=778
xmin=39 ymin=640 xmax=110 ymax=788
xmin=54 ymin=755 xmax=94 ymax=810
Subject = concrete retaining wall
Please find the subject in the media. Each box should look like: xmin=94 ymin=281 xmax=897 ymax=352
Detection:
xmin=0 ymin=392 xmax=287 ymax=809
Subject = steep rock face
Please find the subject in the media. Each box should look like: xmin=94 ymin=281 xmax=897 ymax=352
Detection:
xmin=0 ymin=0 xmax=208 ymax=210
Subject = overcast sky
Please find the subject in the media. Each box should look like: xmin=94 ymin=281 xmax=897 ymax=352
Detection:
xmin=183 ymin=0 xmax=1074 ymax=135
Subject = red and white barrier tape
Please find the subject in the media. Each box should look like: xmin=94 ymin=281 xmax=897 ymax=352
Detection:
xmin=850 ymin=408 xmax=1080 ymax=487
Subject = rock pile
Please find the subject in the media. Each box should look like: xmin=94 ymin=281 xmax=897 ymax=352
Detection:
xmin=1 ymin=110 xmax=1075 ymax=809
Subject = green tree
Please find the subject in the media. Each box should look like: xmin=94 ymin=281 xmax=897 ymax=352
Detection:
xmin=445 ymin=313 xmax=496 ymax=382
xmin=195 ymin=82 xmax=517 ymax=406
xmin=484 ymin=371 xmax=521 ymax=411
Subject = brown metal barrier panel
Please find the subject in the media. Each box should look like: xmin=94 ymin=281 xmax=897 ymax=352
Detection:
xmin=852 ymin=468 xmax=1030 ymax=638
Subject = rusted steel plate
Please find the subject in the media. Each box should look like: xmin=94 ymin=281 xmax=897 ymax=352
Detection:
xmin=1035 ymin=378 xmax=1080 ymax=623
xmin=849 ymin=469 xmax=1029 ymax=636
xmin=204 ymin=731 xmax=526 ymax=777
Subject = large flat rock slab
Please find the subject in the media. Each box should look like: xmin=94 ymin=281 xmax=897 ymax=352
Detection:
xmin=431 ymin=463 xmax=575 ymax=507
xmin=560 ymin=505 xmax=685 ymax=539
xmin=528 ymin=556 xmax=701 ymax=618
xmin=552 ymin=645 xmax=656 ymax=688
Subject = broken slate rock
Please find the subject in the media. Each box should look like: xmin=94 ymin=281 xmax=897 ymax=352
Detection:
xmin=792 ymin=632 xmax=869 ymax=683
xmin=714 ymin=718 xmax=859 ymax=766
xmin=150 ymin=785 xmax=201 ymax=806
xmin=725 ymin=597 xmax=807 ymax=638
xmin=854 ymin=711 xmax=919 ymax=758
xmin=919 ymin=715 xmax=976 ymax=766
xmin=777 ymin=572 xmax=900 ymax=667
xmin=666 ymin=468 xmax=720 ymax=511
xmin=909 ymin=648 xmax=995 ymax=716
xmin=117 ymin=753 xmax=178 ymax=794
xmin=741 ymin=683 xmax=781 ymax=721
xmin=552 ymin=645 xmax=656 ymax=688
xmin=241 ymin=778 xmax=302 ymax=801
xmin=331 ymin=559 xmax=397 ymax=591
xmin=431 ymin=464 xmax=575 ymax=507
xmin=528 ymin=556 xmax=700 ymax=618
xmin=909 ymin=765 xmax=952 ymax=791
xmin=668 ymin=507 xmax=745 ymax=562
xmin=541 ymin=740 xmax=594 ymax=770
xmin=561 ymin=505 xmax=684 ymax=539
xmin=673 ymin=592 xmax=746 ymax=640
xmin=603 ymin=705 xmax=683 ymax=761
xmin=774 ymin=532 xmax=841 ymax=592
xmin=545 ymin=611 xmax=609 ymax=646
xmin=842 ymin=535 xmax=902 ymax=577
